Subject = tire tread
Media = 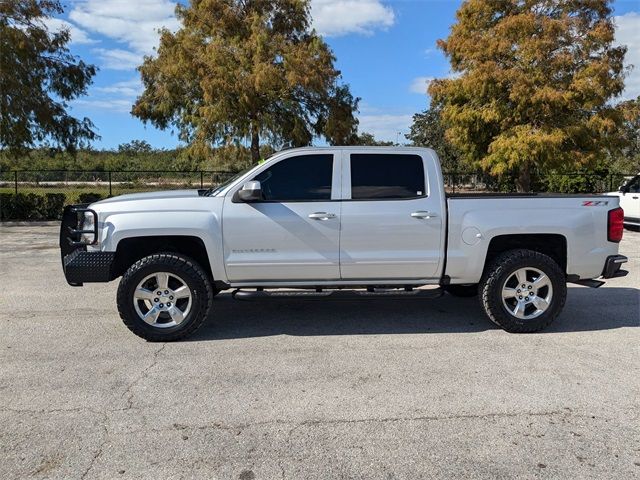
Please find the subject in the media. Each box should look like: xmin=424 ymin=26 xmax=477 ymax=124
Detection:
xmin=116 ymin=253 xmax=213 ymax=341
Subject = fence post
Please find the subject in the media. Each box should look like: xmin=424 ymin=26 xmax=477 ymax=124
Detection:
xmin=200 ymin=171 xmax=204 ymax=189
xmin=108 ymin=171 xmax=112 ymax=197
xmin=14 ymin=171 xmax=18 ymax=194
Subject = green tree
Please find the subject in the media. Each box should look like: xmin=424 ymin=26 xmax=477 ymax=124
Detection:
xmin=612 ymin=96 xmax=640 ymax=172
xmin=133 ymin=0 xmax=359 ymax=164
xmin=0 ymin=0 xmax=97 ymax=155
xmin=429 ymin=0 xmax=627 ymax=191
xmin=406 ymin=101 xmax=460 ymax=171
xmin=351 ymin=132 xmax=394 ymax=146
xmin=117 ymin=140 xmax=154 ymax=155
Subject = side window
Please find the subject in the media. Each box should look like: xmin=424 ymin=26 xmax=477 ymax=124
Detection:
xmin=350 ymin=154 xmax=425 ymax=200
xmin=627 ymin=176 xmax=640 ymax=193
xmin=253 ymin=154 xmax=333 ymax=201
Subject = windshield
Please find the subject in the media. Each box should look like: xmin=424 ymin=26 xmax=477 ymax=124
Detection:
xmin=204 ymin=165 xmax=258 ymax=196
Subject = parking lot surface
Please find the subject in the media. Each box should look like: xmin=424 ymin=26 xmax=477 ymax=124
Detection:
xmin=1 ymin=223 xmax=638 ymax=479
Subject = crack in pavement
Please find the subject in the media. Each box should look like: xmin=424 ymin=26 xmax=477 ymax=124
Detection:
xmin=79 ymin=412 xmax=109 ymax=480
xmin=120 ymin=344 xmax=166 ymax=410
xmin=158 ymin=409 xmax=615 ymax=437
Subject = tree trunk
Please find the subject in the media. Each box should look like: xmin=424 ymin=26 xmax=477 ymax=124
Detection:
xmin=250 ymin=122 xmax=260 ymax=164
xmin=516 ymin=163 xmax=531 ymax=192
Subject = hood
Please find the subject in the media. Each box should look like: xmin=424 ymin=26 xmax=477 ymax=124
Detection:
xmin=93 ymin=189 xmax=201 ymax=205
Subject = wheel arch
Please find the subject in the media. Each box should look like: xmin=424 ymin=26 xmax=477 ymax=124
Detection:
xmin=483 ymin=234 xmax=567 ymax=277
xmin=112 ymin=235 xmax=213 ymax=280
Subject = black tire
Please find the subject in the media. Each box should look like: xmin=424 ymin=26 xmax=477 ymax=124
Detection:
xmin=444 ymin=284 xmax=478 ymax=297
xmin=479 ymin=249 xmax=566 ymax=333
xmin=117 ymin=253 xmax=213 ymax=341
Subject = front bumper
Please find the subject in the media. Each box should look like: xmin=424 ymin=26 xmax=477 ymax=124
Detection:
xmin=601 ymin=255 xmax=628 ymax=279
xmin=60 ymin=204 xmax=114 ymax=286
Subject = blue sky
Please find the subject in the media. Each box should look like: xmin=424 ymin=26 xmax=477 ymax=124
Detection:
xmin=52 ymin=0 xmax=640 ymax=149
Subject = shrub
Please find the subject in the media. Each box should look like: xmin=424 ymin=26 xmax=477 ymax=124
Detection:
xmin=0 ymin=192 xmax=67 ymax=220
xmin=77 ymin=192 xmax=104 ymax=204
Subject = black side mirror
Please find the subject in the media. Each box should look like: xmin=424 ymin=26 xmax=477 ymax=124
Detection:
xmin=237 ymin=181 xmax=263 ymax=202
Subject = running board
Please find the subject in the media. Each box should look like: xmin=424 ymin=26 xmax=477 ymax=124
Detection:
xmin=568 ymin=278 xmax=605 ymax=288
xmin=232 ymin=287 xmax=444 ymax=301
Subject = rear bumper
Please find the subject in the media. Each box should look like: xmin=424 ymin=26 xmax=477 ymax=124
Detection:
xmin=601 ymin=255 xmax=628 ymax=279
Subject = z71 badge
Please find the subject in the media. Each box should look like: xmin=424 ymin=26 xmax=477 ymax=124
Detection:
xmin=582 ymin=200 xmax=609 ymax=206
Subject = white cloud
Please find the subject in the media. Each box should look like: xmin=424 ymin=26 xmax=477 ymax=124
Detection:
xmin=93 ymin=48 xmax=143 ymax=70
xmin=42 ymin=18 xmax=96 ymax=45
xmin=424 ymin=47 xmax=436 ymax=57
xmin=69 ymin=0 xmax=179 ymax=54
xmin=311 ymin=0 xmax=395 ymax=36
xmin=615 ymin=12 xmax=640 ymax=100
xmin=357 ymin=113 xmax=413 ymax=143
xmin=74 ymin=98 xmax=133 ymax=113
xmin=409 ymin=76 xmax=434 ymax=95
xmin=94 ymin=78 xmax=143 ymax=98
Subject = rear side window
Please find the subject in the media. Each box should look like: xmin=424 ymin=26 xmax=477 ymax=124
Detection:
xmin=350 ymin=154 xmax=425 ymax=200
xmin=253 ymin=154 xmax=333 ymax=201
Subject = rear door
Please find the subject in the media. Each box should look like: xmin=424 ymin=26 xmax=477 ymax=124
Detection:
xmin=222 ymin=152 xmax=341 ymax=282
xmin=339 ymin=151 xmax=444 ymax=280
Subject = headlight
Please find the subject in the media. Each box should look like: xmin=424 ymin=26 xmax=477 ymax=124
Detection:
xmin=81 ymin=211 xmax=97 ymax=244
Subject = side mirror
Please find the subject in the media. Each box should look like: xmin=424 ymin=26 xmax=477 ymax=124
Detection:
xmin=237 ymin=181 xmax=262 ymax=202
xmin=619 ymin=185 xmax=629 ymax=194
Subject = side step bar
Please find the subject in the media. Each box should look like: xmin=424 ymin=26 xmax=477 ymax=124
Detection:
xmin=232 ymin=287 xmax=444 ymax=301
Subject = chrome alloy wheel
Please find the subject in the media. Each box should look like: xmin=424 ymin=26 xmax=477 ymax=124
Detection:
xmin=133 ymin=272 xmax=192 ymax=328
xmin=501 ymin=267 xmax=553 ymax=320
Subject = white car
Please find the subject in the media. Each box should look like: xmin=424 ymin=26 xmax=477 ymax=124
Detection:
xmin=608 ymin=173 xmax=640 ymax=229
xmin=59 ymin=147 xmax=628 ymax=341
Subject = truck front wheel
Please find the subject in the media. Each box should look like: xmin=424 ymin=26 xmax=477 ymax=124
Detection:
xmin=479 ymin=249 xmax=566 ymax=333
xmin=116 ymin=253 xmax=213 ymax=341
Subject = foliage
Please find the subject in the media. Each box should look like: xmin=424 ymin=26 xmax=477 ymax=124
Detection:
xmin=0 ymin=0 xmax=97 ymax=156
xmin=0 ymin=192 xmax=66 ymax=220
xmin=350 ymin=132 xmax=394 ymax=146
xmin=610 ymin=96 xmax=640 ymax=173
xmin=429 ymin=0 xmax=627 ymax=191
xmin=0 ymin=143 xmax=258 ymax=172
xmin=406 ymin=101 xmax=461 ymax=171
xmin=132 ymin=0 xmax=359 ymax=164
xmin=117 ymin=140 xmax=153 ymax=155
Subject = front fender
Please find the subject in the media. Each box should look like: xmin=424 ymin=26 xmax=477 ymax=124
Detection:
xmin=96 ymin=210 xmax=226 ymax=283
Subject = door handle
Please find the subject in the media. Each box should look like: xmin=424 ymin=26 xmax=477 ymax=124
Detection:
xmin=411 ymin=211 xmax=437 ymax=219
xmin=633 ymin=196 xmax=638 ymax=199
xmin=308 ymin=212 xmax=336 ymax=220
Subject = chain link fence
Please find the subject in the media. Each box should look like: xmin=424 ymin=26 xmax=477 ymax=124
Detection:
xmin=0 ymin=169 xmax=635 ymax=221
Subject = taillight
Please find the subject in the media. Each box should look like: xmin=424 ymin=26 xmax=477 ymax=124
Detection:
xmin=607 ymin=207 xmax=624 ymax=243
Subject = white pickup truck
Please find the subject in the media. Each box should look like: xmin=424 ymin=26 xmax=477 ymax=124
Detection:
xmin=60 ymin=147 xmax=628 ymax=341
xmin=608 ymin=173 xmax=640 ymax=229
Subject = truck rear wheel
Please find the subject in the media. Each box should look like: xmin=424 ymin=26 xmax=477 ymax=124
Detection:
xmin=479 ymin=249 xmax=566 ymax=333
xmin=116 ymin=253 xmax=213 ymax=341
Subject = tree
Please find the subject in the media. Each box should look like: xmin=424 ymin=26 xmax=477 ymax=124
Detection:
xmin=133 ymin=0 xmax=359 ymax=164
xmin=429 ymin=0 xmax=627 ymax=191
xmin=406 ymin=101 xmax=460 ymax=171
xmin=612 ymin=96 xmax=640 ymax=172
xmin=0 ymin=0 xmax=97 ymax=155
xmin=350 ymin=132 xmax=394 ymax=146
xmin=117 ymin=140 xmax=154 ymax=155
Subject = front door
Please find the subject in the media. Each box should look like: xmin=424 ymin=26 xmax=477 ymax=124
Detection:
xmin=222 ymin=152 xmax=341 ymax=282
xmin=620 ymin=175 xmax=640 ymax=222
xmin=339 ymin=151 xmax=444 ymax=280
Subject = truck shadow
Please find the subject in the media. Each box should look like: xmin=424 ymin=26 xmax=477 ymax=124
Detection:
xmin=189 ymin=286 xmax=639 ymax=341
